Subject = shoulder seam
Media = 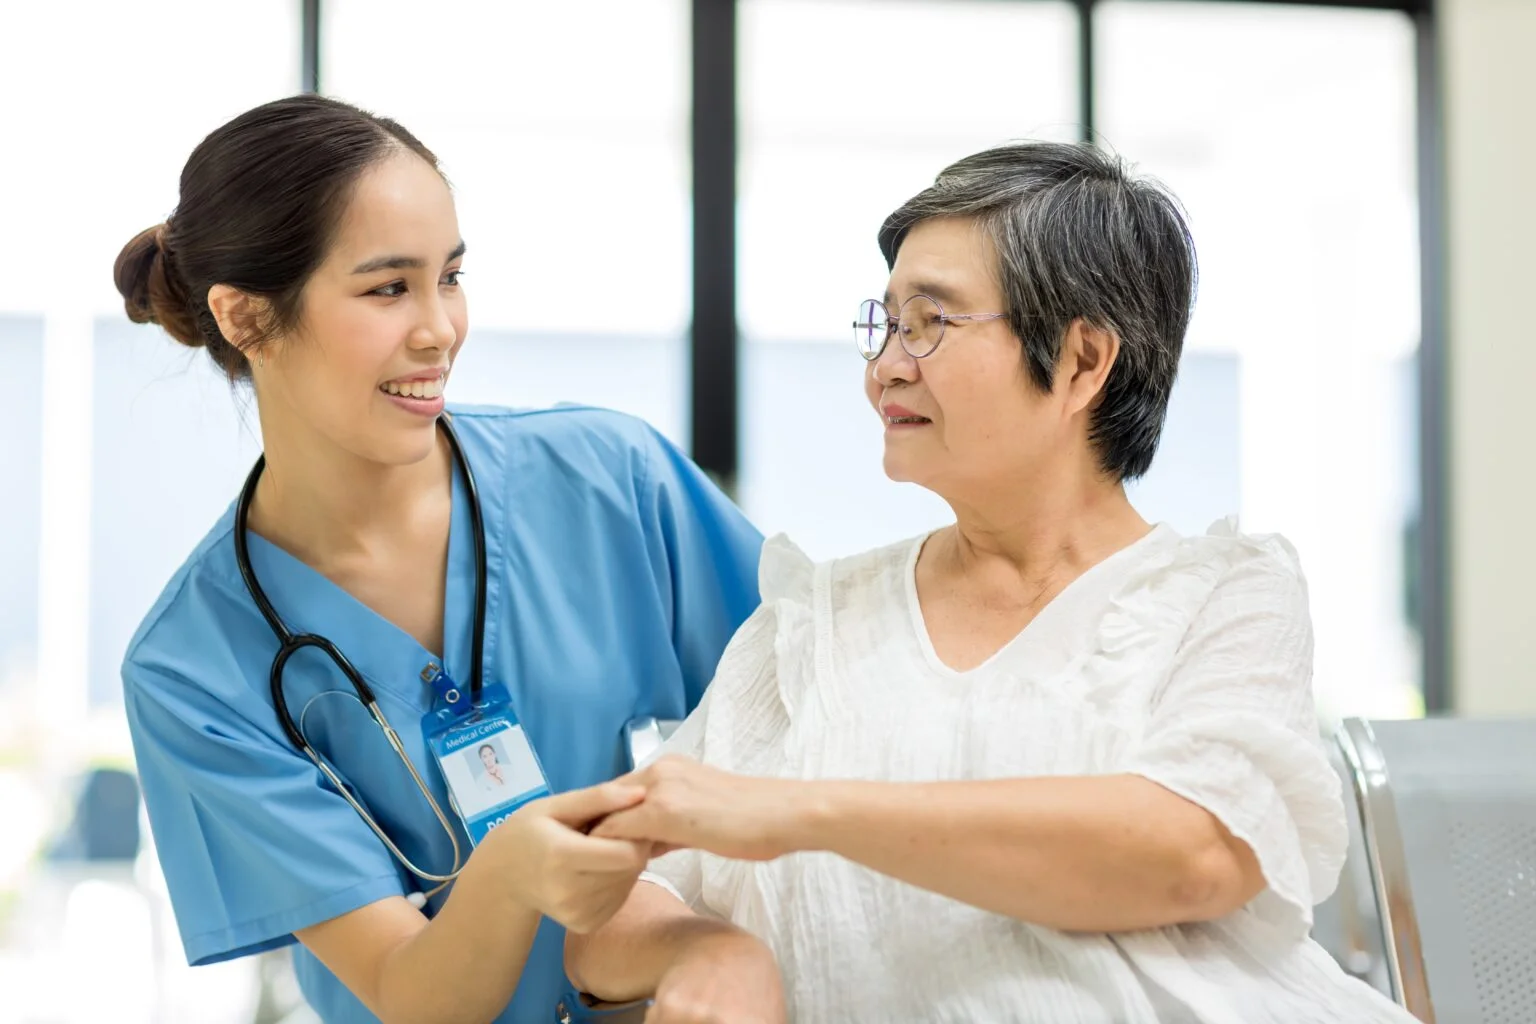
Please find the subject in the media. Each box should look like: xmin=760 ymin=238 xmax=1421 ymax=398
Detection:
xmin=124 ymin=519 xmax=238 ymax=666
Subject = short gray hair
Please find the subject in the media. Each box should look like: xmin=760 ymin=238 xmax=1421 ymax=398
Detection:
xmin=878 ymin=142 xmax=1197 ymax=481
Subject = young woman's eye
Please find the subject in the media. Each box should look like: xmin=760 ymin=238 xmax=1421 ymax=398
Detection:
xmin=443 ymin=269 xmax=465 ymax=287
xmin=370 ymin=281 xmax=407 ymax=298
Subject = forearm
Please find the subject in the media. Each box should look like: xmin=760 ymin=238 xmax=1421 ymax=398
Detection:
xmin=790 ymin=774 xmax=1256 ymax=932
xmin=377 ymin=856 xmax=543 ymax=1024
xmin=566 ymin=880 xmax=745 ymax=1002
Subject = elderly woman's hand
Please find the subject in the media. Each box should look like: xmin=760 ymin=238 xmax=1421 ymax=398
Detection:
xmin=590 ymin=756 xmax=803 ymax=861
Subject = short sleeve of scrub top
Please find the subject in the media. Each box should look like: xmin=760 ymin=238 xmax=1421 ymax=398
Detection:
xmin=123 ymin=405 xmax=764 ymax=1024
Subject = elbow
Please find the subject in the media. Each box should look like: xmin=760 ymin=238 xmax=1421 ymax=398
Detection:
xmin=564 ymin=918 xmax=631 ymax=997
xmin=1167 ymin=833 xmax=1265 ymax=923
xmin=563 ymin=928 xmax=597 ymax=994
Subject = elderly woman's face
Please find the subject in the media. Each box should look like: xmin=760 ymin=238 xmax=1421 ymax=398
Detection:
xmin=866 ymin=217 xmax=1068 ymax=494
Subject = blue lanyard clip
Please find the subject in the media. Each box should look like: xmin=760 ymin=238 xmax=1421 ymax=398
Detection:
xmin=420 ymin=662 xmax=471 ymax=717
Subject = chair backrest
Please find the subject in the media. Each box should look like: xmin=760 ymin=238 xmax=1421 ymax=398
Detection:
xmin=1311 ymin=735 xmax=1391 ymax=996
xmin=45 ymin=766 xmax=141 ymax=863
xmin=1337 ymin=717 xmax=1536 ymax=1024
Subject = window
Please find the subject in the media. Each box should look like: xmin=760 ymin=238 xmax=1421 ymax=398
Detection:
xmin=1098 ymin=0 xmax=1422 ymax=718
xmin=737 ymin=0 xmax=1080 ymax=556
xmin=324 ymin=0 xmax=692 ymax=441
xmin=0 ymin=3 xmax=300 ymax=1019
xmin=0 ymin=1 xmax=300 ymax=711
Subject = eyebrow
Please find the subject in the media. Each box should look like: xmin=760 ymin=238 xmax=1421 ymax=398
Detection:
xmin=884 ymin=279 xmax=965 ymax=307
xmin=352 ymin=240 xmax=468 ymax=275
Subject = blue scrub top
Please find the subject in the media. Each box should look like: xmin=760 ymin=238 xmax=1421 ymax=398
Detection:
xmin=122 ymin=405 xmax=764 ymax=1024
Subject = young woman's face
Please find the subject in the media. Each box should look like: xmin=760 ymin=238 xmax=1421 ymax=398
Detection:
xmin=479 ymin=746 xmax=497 ymax=769
xmin=257 ymin=150 xmax=468 ymax=466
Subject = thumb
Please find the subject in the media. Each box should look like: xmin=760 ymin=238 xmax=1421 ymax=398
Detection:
xmin=541 ymin=780 xmax=646 ymax=829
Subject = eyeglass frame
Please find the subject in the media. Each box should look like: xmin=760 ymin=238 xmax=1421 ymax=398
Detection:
xmin=853 ymin=294 xmax=1011 ymax=361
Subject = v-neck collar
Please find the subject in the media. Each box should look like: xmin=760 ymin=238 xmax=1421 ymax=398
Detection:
xmin=905 ymin=523 xmax=1174 ymax=679
xmin=237 ymin=451 xmax=479 ymax=711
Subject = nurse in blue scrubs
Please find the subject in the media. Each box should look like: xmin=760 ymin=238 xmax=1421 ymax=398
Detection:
xmin=112 ymin=95 xmax=762 ymax=1023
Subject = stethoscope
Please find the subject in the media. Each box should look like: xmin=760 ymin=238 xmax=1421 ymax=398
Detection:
xmin=232 ymin=414 xmax=485 ymax=907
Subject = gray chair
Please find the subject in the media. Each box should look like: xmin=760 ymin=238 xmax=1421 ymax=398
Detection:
xmin=1311 ymin=737 xmax=1391 ymax=996
xmin=1336 ymin=717 xmax=1536 ymax=1023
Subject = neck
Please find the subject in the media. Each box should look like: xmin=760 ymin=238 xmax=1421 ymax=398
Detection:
xmin=936 ymin=458 xmax=1149 ymax=584
xmin=247 ymin=412 xmax=451 ymax=570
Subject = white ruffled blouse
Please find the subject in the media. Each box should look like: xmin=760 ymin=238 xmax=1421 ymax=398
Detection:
xmin=646 ymin=521 xmax=1417 ymax=1023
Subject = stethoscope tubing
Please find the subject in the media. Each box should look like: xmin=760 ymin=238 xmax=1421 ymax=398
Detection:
xmin=231 ymin=413 xmax=488 ymax=890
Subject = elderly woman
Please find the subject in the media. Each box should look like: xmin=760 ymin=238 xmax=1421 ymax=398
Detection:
xmin=565 ymin=143 xmax=1415 ymax=1023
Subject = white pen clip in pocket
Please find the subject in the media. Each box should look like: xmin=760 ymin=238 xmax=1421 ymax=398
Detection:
xmin=623 ymin=716 xmax=682 ymax=771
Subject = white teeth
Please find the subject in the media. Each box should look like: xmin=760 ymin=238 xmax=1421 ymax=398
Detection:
xmin=381 ymin=375 xmax=445 ymax=399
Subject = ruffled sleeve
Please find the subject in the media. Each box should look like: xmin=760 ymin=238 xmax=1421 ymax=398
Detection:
xmin=642 ymin=534 xmax=815 ymax=910
xmin=1124 ymin=528 xmax=1347 ymax=940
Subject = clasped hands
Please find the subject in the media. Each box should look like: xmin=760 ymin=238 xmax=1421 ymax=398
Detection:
xmin=589 ymin=755 xmax=804 ymax=862
xmin=562 ymin=757 xmax=795 ymax=1024
xmin=494 ymin=755 xmax=799 ymax=938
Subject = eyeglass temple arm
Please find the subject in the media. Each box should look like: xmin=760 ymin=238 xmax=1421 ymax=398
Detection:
xmin=941 ymin=311 xmax=1010 ymax=324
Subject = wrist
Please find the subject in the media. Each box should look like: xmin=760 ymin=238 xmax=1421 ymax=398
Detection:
xmin=782 ymin=780 xmax=842 ymax=854
xmin=463 ymin=818 xmax=546 ymax=919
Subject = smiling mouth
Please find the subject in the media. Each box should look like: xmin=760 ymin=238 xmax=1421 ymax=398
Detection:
xmin=886 ymin=414 xmax=931 ymax=425
xmin=380 ymin=375 xmax=445 ymax=399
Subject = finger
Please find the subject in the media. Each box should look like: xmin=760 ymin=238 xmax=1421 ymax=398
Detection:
xmin=561 ymin=831 xmax=654 ymax=873
xmin=577 ymin=841 xmax=652 ymax=877
xmin=594 ymin=806 xmax=691 ymax=850
xmin=540 ymin=780 xmax=646 ymax=828
xmin=589 ymin=806 xmax=654 ymax=841
xmin=617 ymin=754 xmax=699 ymax=789
xmin=611 ymin=765 xmax=647 ymax=788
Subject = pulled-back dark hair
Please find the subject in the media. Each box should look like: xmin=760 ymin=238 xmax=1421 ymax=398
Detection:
xmin=879 ymin=142 xmax=1197 ymax=482
xmin=113 ymin=95 xmax=440 ymax=379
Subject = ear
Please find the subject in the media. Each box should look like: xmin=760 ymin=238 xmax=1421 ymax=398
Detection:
xmin=206 ymin=284 xmax=270 ymax=362
xmin=1060 ymin=318 xmax=1120 ymax=416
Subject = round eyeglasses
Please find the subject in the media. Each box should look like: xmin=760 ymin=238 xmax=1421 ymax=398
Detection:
xmin=853 ymin=295 xmax=1009 ymax=361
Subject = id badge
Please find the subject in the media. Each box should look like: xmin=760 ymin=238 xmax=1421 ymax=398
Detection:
xmin=421 ymin=668 xmax=550 ymax=846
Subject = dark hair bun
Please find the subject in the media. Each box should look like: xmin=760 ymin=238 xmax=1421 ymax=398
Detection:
xmin=113 ymin=224 xmax=204 ymax=349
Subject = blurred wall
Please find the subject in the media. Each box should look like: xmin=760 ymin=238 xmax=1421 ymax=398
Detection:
xmin=1445 ymin=0 xmax=1536 ymax=713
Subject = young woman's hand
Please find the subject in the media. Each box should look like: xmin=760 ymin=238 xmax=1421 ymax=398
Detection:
xmin=482 ymin=781 xmax=653 ymax=933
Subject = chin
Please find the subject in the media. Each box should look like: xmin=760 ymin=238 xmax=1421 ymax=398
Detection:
xmin=371 ymin=423 xmax=440 ymax=467
xmin=882 ymin=450 xmax=922 ymax=485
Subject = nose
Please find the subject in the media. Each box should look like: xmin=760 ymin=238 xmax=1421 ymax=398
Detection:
xmin=870 ymin=336 xmax=919 ymax=387
xmin=408 ymin=294 xmax=457 ymax=352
